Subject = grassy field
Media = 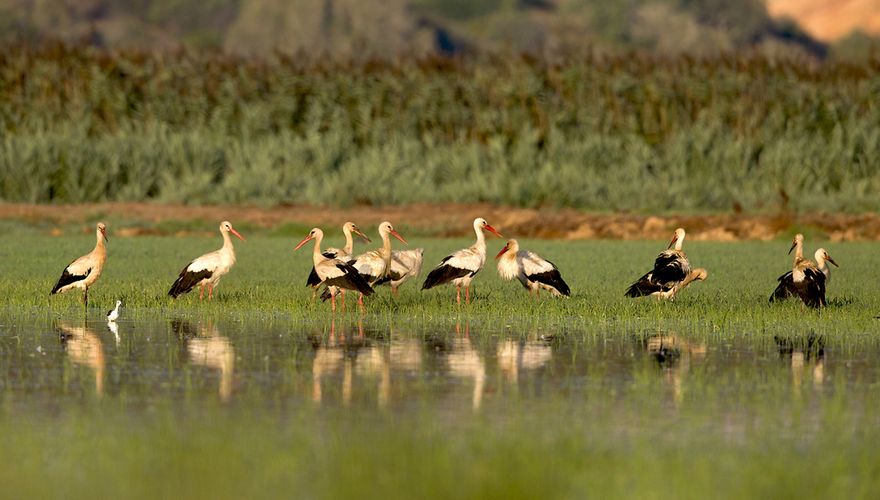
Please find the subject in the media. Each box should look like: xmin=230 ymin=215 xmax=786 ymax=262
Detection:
xmin=3 ymin=230 xmax=879 ymax=330
xmin=1 ymin=231 xmax=880 ymax=498
xmin=1 ymin=45 xmax=879 ymax=212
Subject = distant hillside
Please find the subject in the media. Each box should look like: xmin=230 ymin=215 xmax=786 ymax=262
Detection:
xmin=0 ymin=0 xmax=868 ymax=58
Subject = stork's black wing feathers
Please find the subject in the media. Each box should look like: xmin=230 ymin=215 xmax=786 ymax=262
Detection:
xmin=306 ymin=266 xmax=322 ymax=287
xmin=50 ymin=265 xmax=90 ymax=294
xmin=650 ymin=253 xmax=688 ymax=285
xmin=168 ymin=265 xmax=213 ymax=298
xmin=374 ymin=269 xmax=405 ymax=287
xmin=422 ymin=263 xmax=471 ymax=290
xmin=799 ymin=268 xmax=827 ymax=308
xmin=528 ymin=269 xmax=571 ymax=296
xmin=625 ymin=272 xmax=669 ymax=297
xmin=769 ymin=271 xmax=796 ymax=303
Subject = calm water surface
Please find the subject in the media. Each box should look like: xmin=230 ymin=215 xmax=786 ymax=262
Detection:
xmin=2 ymin=310 xmax=878 ymax=438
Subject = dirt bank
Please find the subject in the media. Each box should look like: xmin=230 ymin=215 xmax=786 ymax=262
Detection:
xmin=1 ymin=202 xmax=878 ymax=241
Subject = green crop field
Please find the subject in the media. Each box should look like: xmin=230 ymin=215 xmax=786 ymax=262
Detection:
xmin=1 ymin=45 xmax=879 ymax=212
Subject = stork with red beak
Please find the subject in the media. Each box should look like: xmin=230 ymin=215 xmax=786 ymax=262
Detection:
xmin=295 ymin=228 xmax=374 ymax=312
xmin=306 ymin=222 xmax=371 ymax=295
xmin=495 ymin=239 xmax=571 ymax=297
xmin=769 ymin=234 xmax=834 ymax=308
xmin=422 ymin=217 xmax=503 ymax=304
xmin=50 ymin=222 xmax=109 ymax=306
xmin=168 ymin=221 xmax=244 ymax=300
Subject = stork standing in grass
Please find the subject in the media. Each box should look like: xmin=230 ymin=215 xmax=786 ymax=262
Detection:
xmin=769 ymin=234 xmax=831 ymax=308
xmin=50 ymin=222 xmax=109 ymax=306
xmin=625 ymin=227 xmax=707 ymax=300
xmin=495 ymin=239 xmax=570 ymax=297
xmin=168 ymin=221 xmax=244 ymax=300
xmin=295 ymin=228 xmax=374 ymax=312
xmin=306 ymin=222 xmax=371 ymax=297
xmin=422 ymin=217 xmax=503 ymax=304
xmin=374 ymin=249 xmax=425 ymax=295
xmin=334 ymin=221 xmax=408 ymax=306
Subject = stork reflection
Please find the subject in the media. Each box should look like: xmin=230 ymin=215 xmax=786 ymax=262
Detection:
xmin=172 ymin=319 xmax=235 ymax=402
xmin=775 ymin=334 xmax=825 ymax=397
xmin=57 ymin=320 xmax=105 ymax=397
xmin=640 ymin=333 xmax=707 ymax=405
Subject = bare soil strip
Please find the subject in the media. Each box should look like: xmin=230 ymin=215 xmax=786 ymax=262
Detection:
xmin=1 ymin=203 xmax=877 ymax=241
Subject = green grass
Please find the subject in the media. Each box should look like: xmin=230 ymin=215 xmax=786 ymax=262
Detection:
xmin=2 ymin=232 xmax=880 ymax=499
xmin=1 ymin=46 xmax=879 ymax=211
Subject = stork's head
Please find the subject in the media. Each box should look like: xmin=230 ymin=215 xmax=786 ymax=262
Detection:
xmin=220 ymin=221 xmax=245 ymax=241
xmin=379 ymin=221 xmax=407 ymax=244
xmin=815 ymin=248 xmax=838 ymax=268
xmin=475 ymin=217 xmax=503 ymax=238
xmin=294 ymin=228 xmax=323 ymax=251
xmin=97 ymin=222 xmax=108 ymax=241
xmin=344 ymin=222 xmax=371 ymax=243
xmin=115 ymin=300 xmax=122 ymax=307
xmin=788 ymin=233 xmax=804 ymax=255
xmin=495 ymin=239 xmax=519 ymax=259
xmin=668 ymin=227 xmax=686 ymax=250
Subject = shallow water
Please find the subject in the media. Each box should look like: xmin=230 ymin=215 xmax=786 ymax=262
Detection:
xmin=2 ymin=310 xmax=878 ymax=432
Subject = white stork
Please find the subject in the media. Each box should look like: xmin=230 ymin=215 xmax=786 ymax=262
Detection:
xmin=294 ymin=228 xmax=374 ymax=312
xmin=50 ymin=222 xmax=109 ymax=306
xmin=350 ymin=222 xmax=408 ymax=284
xmin=168 ymin=221 xmax=244 ymax=300
xmin=625 ymin=227 xmax=707 ymax=299
xmin=495 ymin=239 xmax=571 ymax=297
xmin=422 ymin=217 xmax=503 ymax=304
xmin=769 ymin=235 xmax=832 ymax=308
xmin=374 ymin=249 xmax=425 ymax=294
xmin=306 ymin=222 xmax=371 ymax=294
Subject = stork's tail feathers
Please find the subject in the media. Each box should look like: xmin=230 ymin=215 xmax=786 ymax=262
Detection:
xmin=168 ymin=269 xmax=212 ymax=298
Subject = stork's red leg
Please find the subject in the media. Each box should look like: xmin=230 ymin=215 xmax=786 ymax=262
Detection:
xmin=465 ymin=285 xmax=470 ymax=304
xmin=456 ymin=286 xmax=461 ymax=304
xmin=199 ymin=285 xmax=204 ymax=301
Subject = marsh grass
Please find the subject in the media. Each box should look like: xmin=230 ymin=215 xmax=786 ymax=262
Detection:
xmin=2 ymin=45 xmax=880 ymax=211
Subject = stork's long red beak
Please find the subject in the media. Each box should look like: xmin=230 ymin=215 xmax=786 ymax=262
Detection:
xmin=101 ymin=228 xmax=109 ymax=242
xmin=788 ymin=241 xmax=796 ymax=255
xmin=826 ymin=255 xmax=839 ymax=267
xmin=390 ymin=229 xmax=407 ymax=245
xmin=495 ymin=244 xmax=510 ymax=259
xmin=229 ymin=228 xmax=245 ymax=242
xmin=485 ymin=224 xmax=503 ymax=238
xmin=667 ymin=234 xmax=677 ymax=249
xmin=294 ymin=235 xmax=313 ymax=251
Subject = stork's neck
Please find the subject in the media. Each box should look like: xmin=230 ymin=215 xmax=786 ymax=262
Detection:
xmin=221 ymin=230 xmax=234 ymax=253
xmin=342 ymin=227 xmax=354 ymax=255
xmin=673 ymin=235 xmax=684 ymax=251
xmin=95 ymin=230 xmax=106 ymax=252
xmin=312 ymin=233 xmax=324 ymax=266
xmin=380 ymin=230 xmax=393 ymax=272
xmin=473 ymin=225 xmax=486 ymax=252
xmin=792 ymin=240 xmax=803 ymax=264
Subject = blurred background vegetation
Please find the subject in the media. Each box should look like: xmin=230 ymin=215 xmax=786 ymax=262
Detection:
xmin=0 ymin=1 xmax=878 ymax=212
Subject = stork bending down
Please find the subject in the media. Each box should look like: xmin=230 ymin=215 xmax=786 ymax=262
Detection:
xmin=50 ymin=222 xmax=109 ymax=306
xmin=495 ymin=239 xmax=570 ymax=297
xmin=625 ymin=228 xmax=706 ymax=300
xmin=306 ymin=222 xmax=370 ymax=297
xmin=168 ymin=221 xmax=244 ymax=300
xmin=374 ymin=249 xmax=425 ymax=294
xmin=422 ymin=217 xmax=503 ymax=304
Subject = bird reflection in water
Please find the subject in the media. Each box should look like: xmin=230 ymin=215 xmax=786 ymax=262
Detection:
xmin=447 ymin=320 xmax=486 ymax=410
xmin=57 ymin=321 xmax=105 ymax=397
xmin=312 ymin=319 xmax=393 ymax=408
xmin=641 ymin=333 xmax=707 ymax=405
xmin=496 ymin=332 xmax=553 ymax=386
xmin=172 ymin=319 xmax=234 ymax=403
xmin=775 ymin=334 xmax=825 ymax=397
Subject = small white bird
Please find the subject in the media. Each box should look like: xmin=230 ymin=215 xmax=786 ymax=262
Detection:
xmin=106 ymin=300 xmax=121 ymax=322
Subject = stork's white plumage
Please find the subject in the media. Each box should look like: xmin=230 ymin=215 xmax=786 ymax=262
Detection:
xmin=168 ymin=221 xmax=244 ymax=300
xmin=495 ymin=239 xmax=570 ymax=297
xmin=422 ymin=217 xmax=503 ymax=304
xmin=294 ymin=228 xmax=374 ymax=312
xmin=50 ymin=222 xmax=108 ymax=306
xmin=306 ymin=222 xmax=371 ymax=292
xmin=351 ymin=221 xmax=408 ymax=285
xmin=374 ymin=249 xmax=425 ymax=294
xmin=625 ymin=228 xmax=705 ymax=299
